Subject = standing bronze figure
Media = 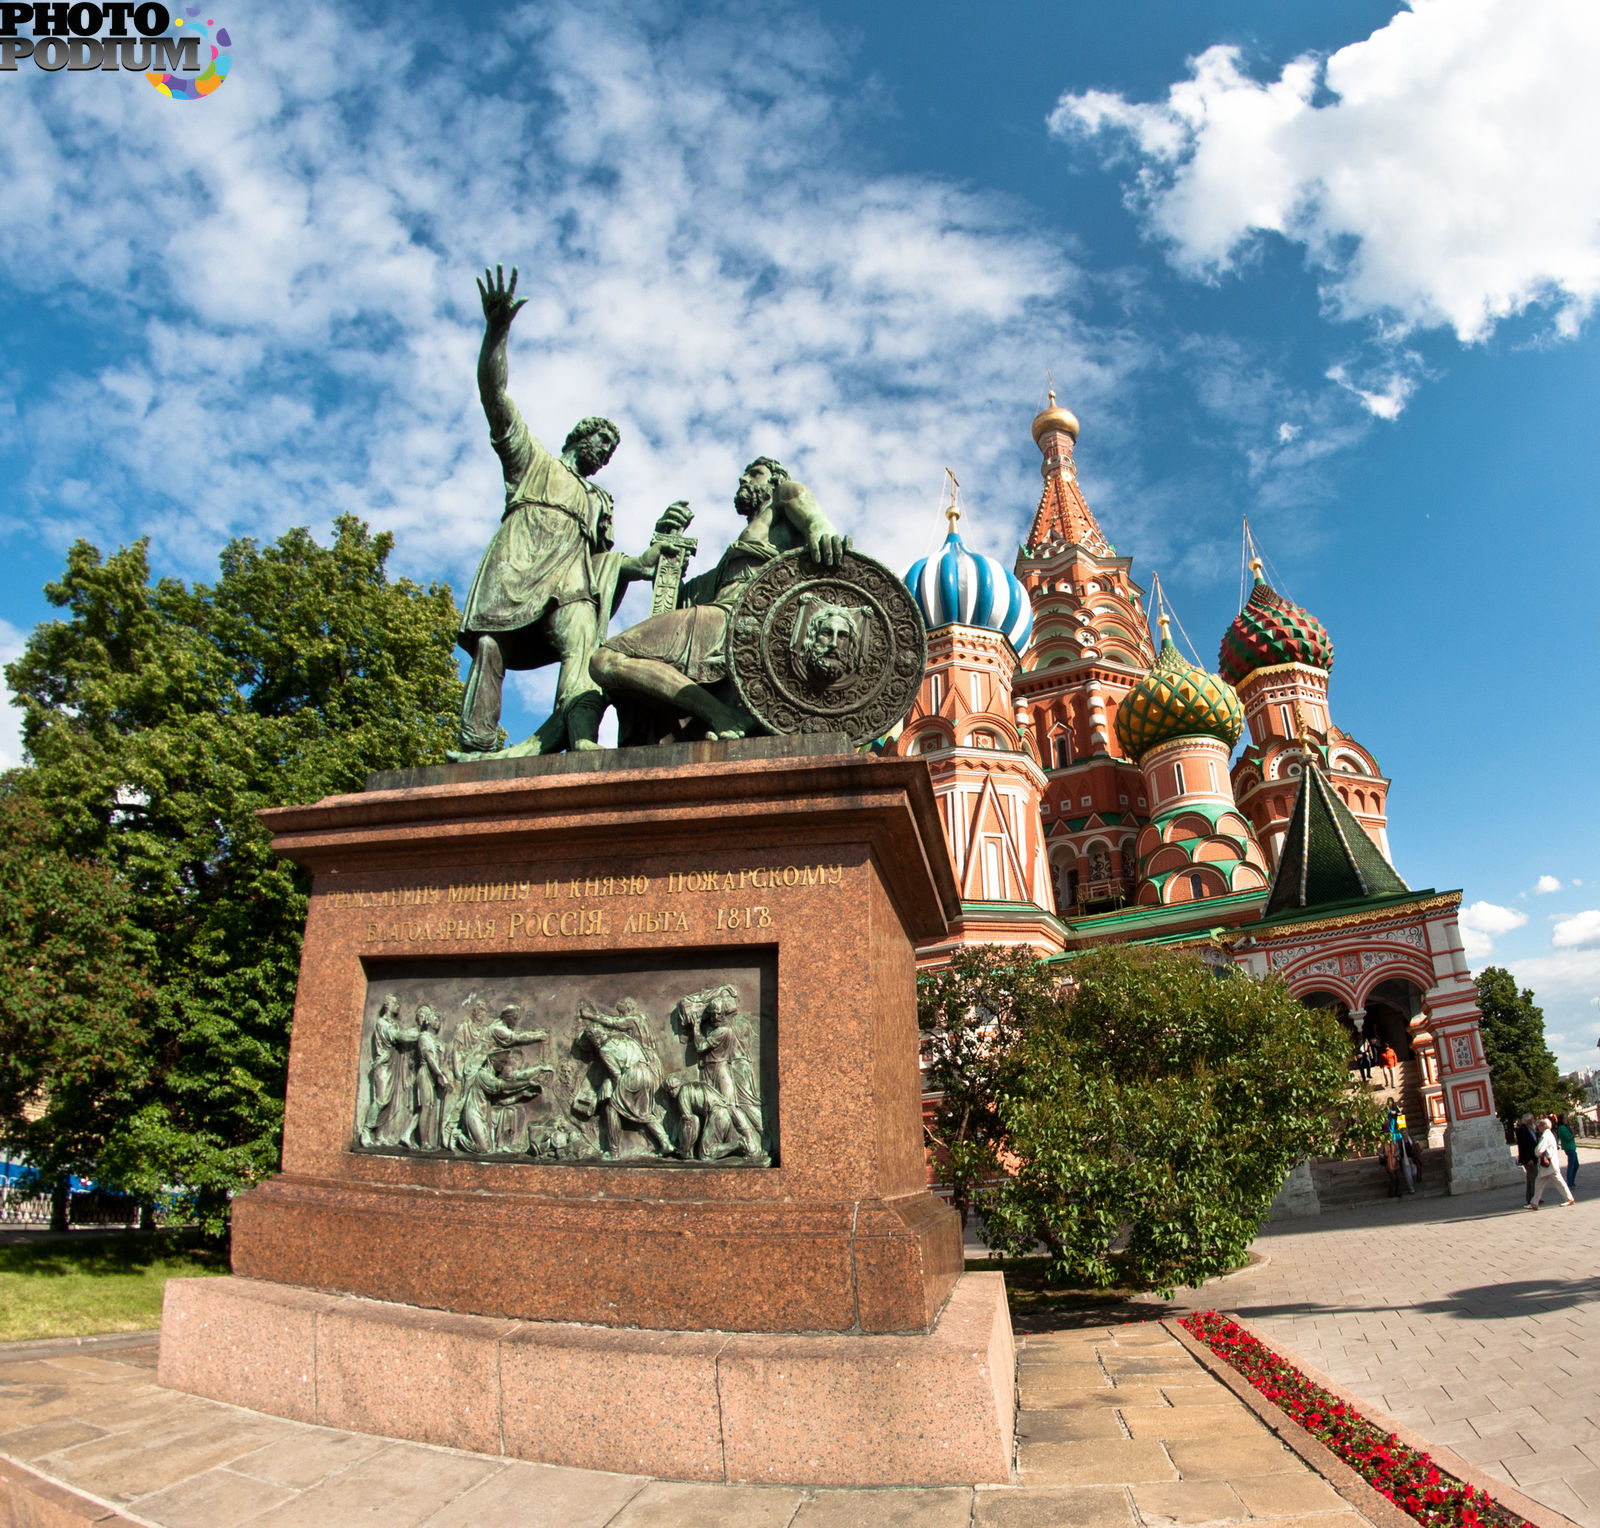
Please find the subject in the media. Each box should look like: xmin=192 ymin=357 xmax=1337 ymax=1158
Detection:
xmin=453 ymin=266 xmax=686 ymax=757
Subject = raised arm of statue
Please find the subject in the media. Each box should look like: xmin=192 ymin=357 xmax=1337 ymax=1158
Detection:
xmin=775 ymin=478 xmax=850 ymax=566
xmin=476 ymin=265 xmax=533 ymax=480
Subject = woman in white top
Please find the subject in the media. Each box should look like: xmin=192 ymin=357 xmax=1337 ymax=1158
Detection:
xmin=1529 ymin=1116 xmax=1576 ymax=1207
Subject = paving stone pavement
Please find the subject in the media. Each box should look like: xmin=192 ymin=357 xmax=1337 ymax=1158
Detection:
xmin=1173 ymin=1158 xmax=1600 ymax=1528
xmin=0 ymin=1322 xmax=1379 ymax=1527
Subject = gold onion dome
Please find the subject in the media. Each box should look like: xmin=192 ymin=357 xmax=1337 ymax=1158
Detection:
xmin=1031 ymin=389 xmax=1080 ymax=445
xmin=1218 ymin=564 xmax=1333 ymax=685
xmin=1115 ymin=635 xmax=1244 ymax=760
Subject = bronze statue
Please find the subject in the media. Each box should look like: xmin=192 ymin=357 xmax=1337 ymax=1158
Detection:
xmin=590 ymin=457 xmax=849 ymax=743
xmin=452 ymin=266 xmax=689 ymax=757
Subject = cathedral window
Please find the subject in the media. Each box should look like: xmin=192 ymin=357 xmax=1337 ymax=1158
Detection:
xmin=1189 ymin=872 xmax=1206 ymax=900
xmin=1173 ymin=761 xmax=1186 ymax=796
xmin=928 ymin=673 xmax=942 ymax=709
xmin=970 ymin=674 xmax=982 ymax=711
xmin=1053 ymin=734 xmax=1071 ymax=769
xmin=1278 ymin=703 xmax=1294 ymax=736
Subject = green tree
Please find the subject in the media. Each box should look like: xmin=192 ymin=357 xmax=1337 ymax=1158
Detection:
xmin=1474 ymin=966 xmax=1573 ymax=1129
xmin=928 ymin=944 xmax=1349 ymax=1295
xmin=2 ymin=517 xmax=463 ymax=1228
xmin=0 ymin=781 xmax=156 ymax=1210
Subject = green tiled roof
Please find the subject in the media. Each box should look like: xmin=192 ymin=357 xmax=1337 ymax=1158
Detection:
xmin=1265 ymin=764 xmax=1408 ymax=914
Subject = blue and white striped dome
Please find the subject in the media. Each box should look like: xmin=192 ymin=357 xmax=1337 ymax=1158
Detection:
xmin=905 ymin=531 xmax=1034 ymax=653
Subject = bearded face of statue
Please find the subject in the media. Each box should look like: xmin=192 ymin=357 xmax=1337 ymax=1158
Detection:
xmin=800 ymin=609 xmax=859 ymax=687
xmin=733 ymin=463 xmax=774 ymax=519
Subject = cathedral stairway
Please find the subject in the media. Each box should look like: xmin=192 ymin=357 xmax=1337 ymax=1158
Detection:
xmin=1310 ymin=1148 xmax=1451 ymax=1210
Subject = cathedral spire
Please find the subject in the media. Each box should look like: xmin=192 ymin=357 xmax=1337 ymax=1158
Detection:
xmin=1025 ymin=391 xmax=1111 ymax=559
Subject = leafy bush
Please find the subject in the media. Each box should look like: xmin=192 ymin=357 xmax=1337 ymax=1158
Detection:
xmin=921 ymin=944 xmax=1351 ymax=1295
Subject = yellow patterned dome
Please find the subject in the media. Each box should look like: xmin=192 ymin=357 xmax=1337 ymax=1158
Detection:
xmin=1115 ymin=637 xmax=1244 ymax=761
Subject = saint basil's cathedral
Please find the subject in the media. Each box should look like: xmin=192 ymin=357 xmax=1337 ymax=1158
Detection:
xmin=888 ymin=395 xmax=1516 ymax=1205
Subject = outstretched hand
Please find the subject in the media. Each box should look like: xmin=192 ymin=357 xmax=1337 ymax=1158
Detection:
xmin=478 ymin=264 xmax=527 ymax=330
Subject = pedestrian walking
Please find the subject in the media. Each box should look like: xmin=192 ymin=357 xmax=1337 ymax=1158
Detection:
xmin=1516 ymin=1112 xmax=1539 ymax=1205
xmin=1379 ymin=1044 xmax=1399 ymax=1088
xmin=1356 ymin=1041 xmax=1374 ymax=1082
xmin=1556 ymin=1112 xmax=1579 ymax=1193
xmin=1529 ymin=1116 xmax=1576 ymax=1208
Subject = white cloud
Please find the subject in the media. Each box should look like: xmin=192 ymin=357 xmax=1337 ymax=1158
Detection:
xmin=1049 ymin=0 xmax=1600 ymax=345
xmin=0 ymin=1 xmax=1122 ymax=617
xmin=0 ymin=618 xmax=23 ymax=770
xmin=1325 ymin=363 xmax=1416 ymax=421
xmin=1533 ymin=874 xmax=1563 ymax=895
xmin=1457 ymin=899 xmax=1527 ymax=960
xmin=1552 ymin=910 xmax=1600 ymax=949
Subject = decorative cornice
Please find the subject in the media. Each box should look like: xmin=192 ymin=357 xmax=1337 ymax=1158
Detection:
xmin=1228 ymin=890 xmax=1461 ymax=946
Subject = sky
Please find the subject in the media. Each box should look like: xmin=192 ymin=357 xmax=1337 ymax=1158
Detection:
xmin=1 ymin=0 xmax=1598 ymax=1067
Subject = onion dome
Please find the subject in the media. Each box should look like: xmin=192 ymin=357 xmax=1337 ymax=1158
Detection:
xmin=906 ymin=510 xmax=1033 ymax=653
xmin=1219 ymin=565 xmax=1334 ymax=685
xmin=1031 ymin=393 xmax=1080 ymax=445
xmin=1115 ymin=633 xmax=1244 ymax=760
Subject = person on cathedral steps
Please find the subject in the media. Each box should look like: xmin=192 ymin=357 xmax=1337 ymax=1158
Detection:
xmin=1516 ymin=1113 xmax=1540 ymax=1205
xmin=1528 ymin=1116 xmax=1576 ymax=1208
xmin=1557 ymin=1113 xmax=1579 ymax=1192
xmin=1379 ymin=1044 xmax=1399 ymax=1089
xmin=1356 ymin=1040 xmax=1374 ymax=1083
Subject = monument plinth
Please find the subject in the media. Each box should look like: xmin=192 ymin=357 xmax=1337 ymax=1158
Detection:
xmin=158 ymin=737 xmax=1015 ymax=1485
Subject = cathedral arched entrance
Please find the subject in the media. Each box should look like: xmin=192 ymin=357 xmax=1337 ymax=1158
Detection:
xmin=1362 ymin=977 xmax=1428 ymax=1129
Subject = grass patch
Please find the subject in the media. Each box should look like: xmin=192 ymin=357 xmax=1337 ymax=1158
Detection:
xmin=0 ymin=1232 xmax=229 ymax=1344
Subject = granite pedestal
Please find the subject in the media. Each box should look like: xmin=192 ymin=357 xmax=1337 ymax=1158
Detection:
xmin=158 ymin=736 xmax=1015 ymax=1484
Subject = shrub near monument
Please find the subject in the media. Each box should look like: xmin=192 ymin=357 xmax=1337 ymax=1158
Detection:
xmin=923 ymin=944 xmax=1350 ymax=1295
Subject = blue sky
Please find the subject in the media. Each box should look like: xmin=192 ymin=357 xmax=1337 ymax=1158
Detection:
xmin=2 ymin=0 xmax=1598 ymax=1066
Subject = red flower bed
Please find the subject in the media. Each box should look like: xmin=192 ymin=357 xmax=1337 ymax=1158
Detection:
xmin=1179 ymin=1312 xmax=1528 ymax=1528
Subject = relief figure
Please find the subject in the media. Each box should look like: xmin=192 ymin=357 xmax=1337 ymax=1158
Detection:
xmin=457 ymin=1050 xmax=556 ymax=1154
xmin=413 ymin=1005 xmax=450 ymax=1151
xmin=662 ymin=1071 xmax=741 ymax=1161
xmin=575 ymin=998 xmax=674 ymax=1157
xmin=678 ymin=984 xmax=765 ymax=1159
xmin=359 ymin=993 xmax=421 ymax=1148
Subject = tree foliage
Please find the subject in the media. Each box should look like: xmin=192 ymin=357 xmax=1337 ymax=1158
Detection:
xmin=920 ymin=944 xmax=1351 ymax=1295
xmin=1 ymin=517 xmax=463 ymax=1227
xmin=0 ymin=784 xmax=155 ymax=1185
xmin=1474 ymin=966 xmax=1573 ymax=1129
xmin=918 ymin=946 xmax=1056 ymax=1224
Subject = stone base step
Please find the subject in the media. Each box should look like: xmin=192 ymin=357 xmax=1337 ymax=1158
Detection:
xmin=1311 ymin=1149 xmax=1450 ymax=1208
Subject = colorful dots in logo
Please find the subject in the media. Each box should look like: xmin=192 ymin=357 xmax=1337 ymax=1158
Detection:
xmin=146 ymin=7 xmax=230 ymax=100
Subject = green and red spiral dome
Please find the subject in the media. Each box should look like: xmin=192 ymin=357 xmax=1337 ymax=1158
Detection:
xmin=1218 ymin=575 xmax=1333 ymax=685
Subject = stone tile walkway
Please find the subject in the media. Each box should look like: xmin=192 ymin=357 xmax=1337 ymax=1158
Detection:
xmin=1177 ymin=1158 xmax=1600 ymax=1528
xmin=0 ymin=1322 xmax=1378 ymax=1527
